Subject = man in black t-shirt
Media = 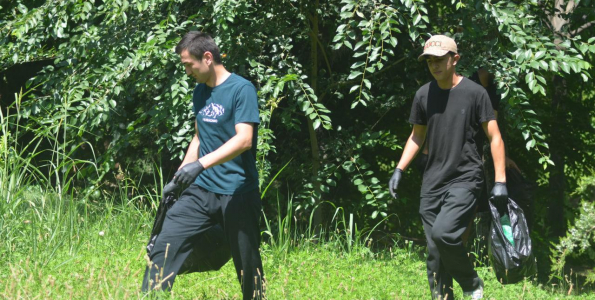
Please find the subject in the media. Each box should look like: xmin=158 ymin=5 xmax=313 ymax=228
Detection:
xmin=388 ymin=35 xmax=508 ymax=300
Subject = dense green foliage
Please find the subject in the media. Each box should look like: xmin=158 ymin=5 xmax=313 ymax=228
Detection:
xmin=2 ymin=0 xmax=595 ymax=288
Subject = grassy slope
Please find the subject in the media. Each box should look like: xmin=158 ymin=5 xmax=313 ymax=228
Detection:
xmin=1 ymin=196 xmax=594 ymax=300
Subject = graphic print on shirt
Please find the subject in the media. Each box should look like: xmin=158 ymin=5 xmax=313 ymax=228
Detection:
xmin=199 ymin=103 xmax=225 ymax=123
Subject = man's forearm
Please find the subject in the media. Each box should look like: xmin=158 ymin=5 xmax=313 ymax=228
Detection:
xmin=396 ymin=131 xmax=424 ymax=171
xmin=180 ymin=134 xmax=200 ymax=169
xmin=198 ymin=123 xmax=254 ymax=169
xmin=491 ymin=136 xmax=506 ymax=183
xmin=483 ymin=120 xmax=506 ymax=183
xmin=198 ymin=134 xmax=251 ymax=169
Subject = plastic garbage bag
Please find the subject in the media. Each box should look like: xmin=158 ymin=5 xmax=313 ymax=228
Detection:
xmin=488 ymin=197 xmax=537 ymax=284
xmin=500 ymin=214 xmax=514 ymax=246
xmin=146 ymin=193 xmax=232 ymax=274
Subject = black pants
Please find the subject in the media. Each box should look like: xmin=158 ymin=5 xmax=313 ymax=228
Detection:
xmin=142 ymin=185 xmax=265 ymax=299
xmin=420 ymin=187 xmax=482 ymax=299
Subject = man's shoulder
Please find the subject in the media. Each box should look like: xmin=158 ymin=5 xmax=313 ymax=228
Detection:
xmin=414 ymin=81 xmax=433 ymax=97
xmin=461 ymin=77 xmax=485 ymax=90
xmin=417 ymin=81 xmax=433 ymax=92
xmin=457 ymin=78 xmax=491 ymax=105
xmin=227 ymin=73 xmax=256 ymax=90
xmin=459 ymin=77 xmax=489 ymax=96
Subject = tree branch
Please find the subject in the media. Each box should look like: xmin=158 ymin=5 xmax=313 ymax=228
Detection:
xmin=571 ymin=20 xmax=595 ymax=36
xmin=564 ymin=0 xmax=577 ymax=15
xmin=306 ymin=11 xmax=332 ymax=77
xmin=314 ymin=33 xmax=333 ymax=77
xmin=318 ymin=56 xmax=406 ymax=101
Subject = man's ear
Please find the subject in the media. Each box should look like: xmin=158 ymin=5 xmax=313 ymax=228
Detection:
xmin=203 ymin=51 xmax=214 ymax=65
xmin=453 ymin=53 xmax=461 ymax=65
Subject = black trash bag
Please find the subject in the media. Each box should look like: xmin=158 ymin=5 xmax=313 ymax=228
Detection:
xmin=146 ymin=193 xmax=232 ymax=274
xmin=488 ymin=197 xmax=537 ymax=284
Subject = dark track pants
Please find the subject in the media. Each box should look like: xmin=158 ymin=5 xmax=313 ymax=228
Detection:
xmin=142 ymin=185 xmax=265 ymax=300
xmin=420 ymin=187 xmax=482 ymax=299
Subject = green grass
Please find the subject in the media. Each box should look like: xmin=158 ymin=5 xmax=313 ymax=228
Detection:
xmin=3 ymin=90 xmax=594 ymax=299
xmin=2 ymin=189 xmax=595 ymax=300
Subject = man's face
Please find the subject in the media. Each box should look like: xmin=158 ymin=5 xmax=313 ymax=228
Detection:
xmin=180 ymin=49 xmax=211 ymax=83
xmin=425 ymin=53 xmax=459 ymax=82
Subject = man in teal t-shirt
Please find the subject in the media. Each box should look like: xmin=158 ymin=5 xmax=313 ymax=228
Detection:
xmin=142 ymin=32 xmax=264 ymax=300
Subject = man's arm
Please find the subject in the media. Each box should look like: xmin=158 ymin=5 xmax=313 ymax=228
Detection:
xmin=173 ymin=121 xmax=254 ymax=185
xmin=397 ymin=124 xmax=427 ymax=171
xmin=388 ymin=124 xmax=426 ymax=198
xmin=179 ymin=121 xmax=255 ymax=169
xmin=482 ymin=120 xmax=506 ymax=183
xmin=197 ymin=122 xmax=255 ymax=169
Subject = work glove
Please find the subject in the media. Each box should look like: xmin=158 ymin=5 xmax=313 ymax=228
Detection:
xmin=388 ymin=168 xmax=403 ymax=199
xmin=490 ymin=182 xmax=508 ymax=209
xmin=162 ymin=180 xmax=180 ymax=197
xmin=174 ymin=161 xmax=205 ymax=186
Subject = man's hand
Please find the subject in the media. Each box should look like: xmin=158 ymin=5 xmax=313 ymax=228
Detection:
xmin=491 ymin=182 xmax=508 ymax=208
xmin=388 ymin=168 xmax=403 ymax=199
xmin=174 ymin=161 xmax=205 ymax=186
xmin=162 ymin=180 xmax=180 ymax=197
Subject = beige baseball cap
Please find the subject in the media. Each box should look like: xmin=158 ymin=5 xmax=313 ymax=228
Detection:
xmin=418 ymin=35 xmax=458 ymax=61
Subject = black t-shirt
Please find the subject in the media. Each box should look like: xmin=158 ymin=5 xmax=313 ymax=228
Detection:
xmin=469 ymin=70 xmax=501 ymax=162
xmin=469 ymin=71 xmax=501 ymax=111
xmin=409 ymin=78 xmax=496 ymax=197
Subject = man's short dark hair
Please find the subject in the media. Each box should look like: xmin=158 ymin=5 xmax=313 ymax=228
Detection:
xmin=175 ymin=32 xmax=222 ymax=64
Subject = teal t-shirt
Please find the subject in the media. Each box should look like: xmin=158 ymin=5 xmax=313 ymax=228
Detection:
xmin=192 ymin=73 xmax=260 ymax=194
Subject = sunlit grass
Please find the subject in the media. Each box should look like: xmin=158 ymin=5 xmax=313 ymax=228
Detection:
xmin=2 ymin=192 xmax=595 ymax=299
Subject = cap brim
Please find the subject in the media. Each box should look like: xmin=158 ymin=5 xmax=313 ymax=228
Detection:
xmin=417 ymin=49 xmax=450 ymax=61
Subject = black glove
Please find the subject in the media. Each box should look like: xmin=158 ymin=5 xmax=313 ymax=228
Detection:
xmin=388 ymin=168 xmax=403 ymax=199
xmin=491 ymin=182 xmax=508 ymax=209
xmin=174 ymin=161 xmax=205 ymax=186
xmin=162 ymin=180 xmax=180 ymax=197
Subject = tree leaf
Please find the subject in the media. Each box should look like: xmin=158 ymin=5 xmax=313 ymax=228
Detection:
xmin=347 ymin=71 xmax=362 ymax=80
xmin=528 ymin=78 xmax=536 ymax=91
xmin=526 ymin=139 xmax=536 ymax=150
xmin=413 ymin=14 xmax=421 ymax=26
xmin=522 ymin=130 xmax=530 ymax=140
xmin=312 ymin=119 xmax=321 ymax=130
xmin=549 ymin=60 xmax=559 ymax=72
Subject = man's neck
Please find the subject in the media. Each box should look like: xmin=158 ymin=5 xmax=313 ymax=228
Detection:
xmin=206 ymin=65 xmax=232 ymax=88
xmin=436 ymin=73 xmax=462 ymax=90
